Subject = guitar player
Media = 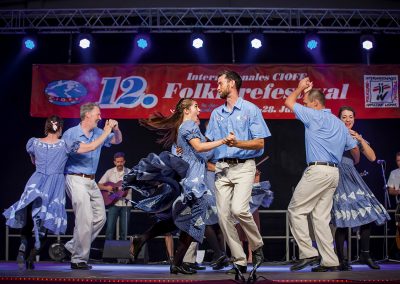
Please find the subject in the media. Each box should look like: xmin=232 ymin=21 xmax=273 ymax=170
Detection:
xmin=98 ymin=152 xmax=131 ymax=240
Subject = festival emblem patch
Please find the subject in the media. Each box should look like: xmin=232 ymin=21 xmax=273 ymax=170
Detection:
xmin=364 ymin=75 xmax=398 ymax=108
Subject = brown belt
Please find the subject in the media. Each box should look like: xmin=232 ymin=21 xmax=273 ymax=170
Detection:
xmin=69 ymin=173 xmax=95 ymax=180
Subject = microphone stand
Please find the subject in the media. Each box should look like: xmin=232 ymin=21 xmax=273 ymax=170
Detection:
xmin=377 ymin=161 xmax=400 ymax=263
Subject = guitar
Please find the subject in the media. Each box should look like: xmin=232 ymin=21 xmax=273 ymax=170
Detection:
xmin=100 ymin=181 xmax=128 ymax=206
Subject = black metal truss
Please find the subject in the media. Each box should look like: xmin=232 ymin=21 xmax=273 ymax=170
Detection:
xmin=1 ymin=8 xmax=400 ymax=34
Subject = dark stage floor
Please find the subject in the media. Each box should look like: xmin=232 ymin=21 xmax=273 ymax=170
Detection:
xmin=1 ymin=261 xmax=400 ymax=283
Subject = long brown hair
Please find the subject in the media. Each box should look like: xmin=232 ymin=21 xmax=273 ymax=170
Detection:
xmin=139 ymin=98 xmax=194 ymax=147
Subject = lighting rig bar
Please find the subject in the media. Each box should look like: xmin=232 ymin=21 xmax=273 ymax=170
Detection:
xmin=1 ymin=8 xmax=400 ymax=34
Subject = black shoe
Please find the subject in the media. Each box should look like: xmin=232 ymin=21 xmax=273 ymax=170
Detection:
xmin=71 ymin=262 xmax=92 ymax=270
xmin=339 ymin=260 xmax=352 ymax=271
xmin=211 ymin=255 xmax=230 ymax=270
xmin=170 ymin=264 xmax=197 ymax=274
xmin=311 ymin=265 xmax=340 ymax=272
xmin=360 ymin=252 xmax=380 ymax=270
xmin=183 ymin=262 xmax=206 ymax=270
xmin=252 ymin=246 xmax=264 ymax=267
xmin=290 ymin=256 xmax=320 ymax=271
xmin=225 ymin=264 xmax=247 ymax=274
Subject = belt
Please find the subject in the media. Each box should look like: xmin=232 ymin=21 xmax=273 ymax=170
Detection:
xmin=218 ymin=158 xmax=252 ymax=164
xmin=69 ymin=173 xmax=95 ymax=180
xmin=307 ymin=162 xmax=338 ymax=168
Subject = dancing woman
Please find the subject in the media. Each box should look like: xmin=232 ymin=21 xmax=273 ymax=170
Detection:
xmin=125 ymin=98 xmax=233 ymax=274
xmin=3 ymin=115 xmax=113 ymax=269
xmin=332 ymin=106 xmax=390 ymax=270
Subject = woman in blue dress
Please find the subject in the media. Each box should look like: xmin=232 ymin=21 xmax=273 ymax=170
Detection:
xmin=331 ymin=106 xmax=390 ymax=271
xmin=128 ymin=98 xmax=234 ymax=274
xmin=3 ymin=115 xmax=113 ymax=269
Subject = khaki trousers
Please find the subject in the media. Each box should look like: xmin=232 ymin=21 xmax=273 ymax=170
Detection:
xmin=65 ymin=175 xmax=106 ymax=264
xmin=288 ymin=165 xmax=339 ymax=267
xmin=215 ymin=159 xmax=262 ymax=266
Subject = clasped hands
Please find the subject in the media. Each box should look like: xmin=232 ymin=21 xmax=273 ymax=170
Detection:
xmin=103 ymin=119 xmax=119 ymax=132
xmin=222 ymin=132 xmax=236 ymax=147
xmin=298 ymin=77 xmax=314 ymax=94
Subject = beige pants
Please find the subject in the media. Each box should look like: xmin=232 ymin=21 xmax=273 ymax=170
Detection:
xmin=183 ymin=242 xmax=198 ymax=263
xmin=65 ymin=175 xmax=106 ymax=264
xmin=288 ymin=165 xmax=339 ymax=267
xmin=215 ymin=159 xmax=262 ymax=266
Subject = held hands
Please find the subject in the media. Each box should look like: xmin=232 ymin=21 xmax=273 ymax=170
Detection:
xmin=104 ymin=119 xmax=119 ymax=133
xmin=298 ymin=77 xmax=313 ymax=93
xmin=223 ymin=132 xmax=236 ymax=147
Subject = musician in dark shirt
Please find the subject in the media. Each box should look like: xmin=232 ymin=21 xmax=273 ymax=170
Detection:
xmin=98 ymin=152 xmax=131 ymax=240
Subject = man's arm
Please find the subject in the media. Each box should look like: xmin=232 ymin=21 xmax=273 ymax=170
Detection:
xmin=110 ymin=120 xmax=123 ymax=145
xmin=228 ymin=138 xmax=264 ymax=150
xmin=285 ymin=77 xmax=311 ymax=111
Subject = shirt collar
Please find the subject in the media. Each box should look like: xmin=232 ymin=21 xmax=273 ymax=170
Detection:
xmin=78 ymin=123 xmax=94 ymax=139
xmin=222 ymin=97 xmax=243 ymax=113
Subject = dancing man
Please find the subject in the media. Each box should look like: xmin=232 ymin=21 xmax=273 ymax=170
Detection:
xmin=285 ymin=78 xmax=358 ymax=272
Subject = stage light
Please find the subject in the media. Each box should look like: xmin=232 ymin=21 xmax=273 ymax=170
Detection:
xmin=79 ymin=38 xmax=91 ymax=49
xmin=305 ymin=34 xmax=320 ymax=51
xmin=192 ymin=37 xmax=204 ymax=49
xmin=306 ymin=39 xmax=318 ymax=50
xmin=251 ymin=38 xmax=262 ymax=49
xmin=360 ymin=34 xmax=375 ymax=51
xmin=362 ymin=40 xmax=373 ymax=50
xmin=24 ymin=38 xmax=36 ymax=50
xmin=137 ymin=38 xmax=148 ymax=49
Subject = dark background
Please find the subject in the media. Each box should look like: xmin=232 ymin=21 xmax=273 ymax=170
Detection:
xmin=0 ymin=30 xmax=399 ymax=262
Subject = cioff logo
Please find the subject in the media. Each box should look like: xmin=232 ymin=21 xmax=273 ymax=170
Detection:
xmin=364 ymin=75 xmax=398 ymax=108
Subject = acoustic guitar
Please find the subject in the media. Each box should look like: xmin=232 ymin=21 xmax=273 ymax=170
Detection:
xmin=100 ymin=181 xmax=128 ymax=206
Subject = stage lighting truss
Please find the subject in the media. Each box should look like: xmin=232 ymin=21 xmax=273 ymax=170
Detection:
xmin=0 ymin=8 xmax=399 ymax=34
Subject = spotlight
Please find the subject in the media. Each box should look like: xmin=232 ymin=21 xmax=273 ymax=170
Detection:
xmin=360 ymin=34 xmax=375 ymax=51
xmin=134 ymin=34 xmax=151 ymax=50
xmin=362 ymin=40 xmax=373 ymax=50
xmin=79 ymin=38 xmax=91 ymax=49
xmin=192 ymin=37 xmax=204 ymax=49
xmin=249 ymin=33 xmax=263 ymax=49
xmin=137 ymin=38 xmax=148 ymax=49
xmin=24 ymin=38 xmax=36 ymax=50
xmin=305 ymin=34 xmax=320 ymax=51
xmin=251 ymin=38 xmax=262 ymax=49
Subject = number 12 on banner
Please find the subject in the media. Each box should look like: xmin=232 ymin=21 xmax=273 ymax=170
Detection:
xmin=99 ymin=76 xmax=157 ymax=109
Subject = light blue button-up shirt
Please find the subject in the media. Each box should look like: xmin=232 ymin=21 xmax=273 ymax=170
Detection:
xmin=205 ymin=97 xmax=271 ymax=160
xmin=63 ymin=124 xmax=114 ymax=175
xmin=293 ymin=103 xmax=357 ymax=164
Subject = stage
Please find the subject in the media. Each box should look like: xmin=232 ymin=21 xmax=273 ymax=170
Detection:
xmin=1 ymin=261 xmax=400 ymax=284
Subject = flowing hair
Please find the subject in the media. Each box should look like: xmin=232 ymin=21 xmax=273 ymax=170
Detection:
xmin=139 ymin=98 xmax=194 ymax=148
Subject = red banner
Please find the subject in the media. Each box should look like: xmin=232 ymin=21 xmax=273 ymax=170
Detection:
xmin=31 ymin=64 xmax=400 ymax=119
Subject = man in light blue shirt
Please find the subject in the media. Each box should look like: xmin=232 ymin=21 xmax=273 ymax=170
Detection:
xmin=284 ymin=78 xmax=358 ymax=272
xmin=205 ymin=70 xmax=271 ymax=277
xmin=63 ymin=102 xmax=123 ymax=270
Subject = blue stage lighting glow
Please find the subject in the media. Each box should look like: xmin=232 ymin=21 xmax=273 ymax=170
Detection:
xmin=192 ymin=38 xmax=204 ymax=49
xmin=362 ymin=40 xmax=373 ymax=50
xmin=137 ymin=38 xmax=148 ymax=49
xmin=24 ymin=39 xmax=35 ymax=50
xmin=79 ymin=38 xmax=91 ymax=49
xmin=307 ymin=39 xmax=318 ymax=50
xmin=251 ymin=38 xmax=262 ymax=49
